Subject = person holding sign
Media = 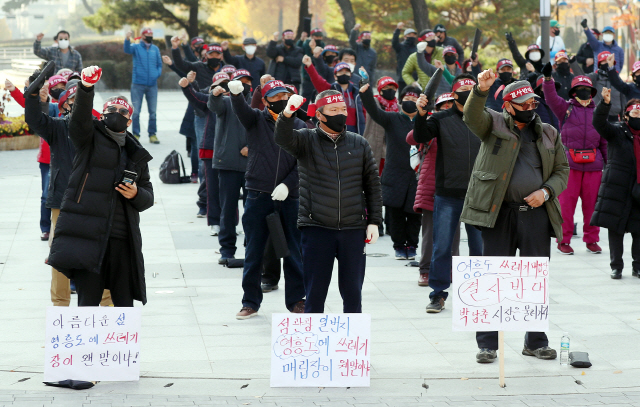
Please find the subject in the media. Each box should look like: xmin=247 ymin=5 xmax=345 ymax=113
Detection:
xmin=275 ymin=91 xmax=383 ymax=313
xmin=461 ymin=72 xmax=569 ymax=363
xmin=49 ymin=66 xmax=154 ymax=307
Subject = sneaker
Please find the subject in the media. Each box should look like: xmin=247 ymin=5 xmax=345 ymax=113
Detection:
xmin=218 ymin=256 xmax=234 ymax=265
xmin=290 ymin=301 xmax=305 ymax=313
xmin=557 ymin=243 xmax=574 ymax=255
xmin=197 ymin=208 xmax=207 ymax=218
xmin=395 ymin=248 xmax=408 ymax=260
xmin=133 ymin=134 xmax=140 ymax=140
xmin=190 ymin=173 xmax=198 ymax=183
xmin=586 ymin=243 xmax=602 ymax=253
xmin=418 ymin=273 xmax=429 ymax=287
xmin=236 ymin=307 xmax=258 ymax=320
xmin=210 ymin=225 xmax=220 ymax=236
xmin=406 ymin=246 xmax=417 ymax=260
xmin=40 ymin=232 xmax=50 ymax=241
xmin=149 ymin=134 xmax=160 ymax=144
xmin=522 ymin=346 xmax=557 ymax=360
xmin=426 ymin=297 xmax=445 ymax=313
xmin=261 ymin=283 xmax=279 ymax=293
xmin=611 ymin=269 xmax=622 ymax=279
xmin=476 ymin=348 xmax=497 ymax=364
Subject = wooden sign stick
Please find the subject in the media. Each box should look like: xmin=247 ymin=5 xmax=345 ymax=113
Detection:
xmin=499 ymin=330 xmax=506 ymax=388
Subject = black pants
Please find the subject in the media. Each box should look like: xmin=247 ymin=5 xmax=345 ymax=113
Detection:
xmin=261 ymin=236 xmax=282 ymax=285
xmin=608 ymin=229 xmax=640 ymax=270
xmin=75 ymin=238 xmax=134 ymax=307
xmin=476 ymin=204 xmax=550 ymax=350
xmin=218 ymin=169 xmax=246 ymax=258
xmin=387 ymin=206 xmax=422 ymax=249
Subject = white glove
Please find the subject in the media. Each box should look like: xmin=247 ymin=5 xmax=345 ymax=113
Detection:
xmin=271 ymin=183 xmax=289 ymax=201
xmin=417 ymin=42 xmax=427 ymax=53
xmin=284 ymin=94 xmax=305 ymax=115
xmin=81 ymin=65 xmax=102 ymax=87
xmin=228 ymin=80 xmax=244 ymax=95
xmin=366 ymin=224 xmax=379 ymax=244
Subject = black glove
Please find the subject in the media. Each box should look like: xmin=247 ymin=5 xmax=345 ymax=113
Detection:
xmin=581 ymin=19 xmax=588 ymax=28
xmin=27 ymin=69 xmax=43 ymax=94
xmin=542 ymin=62 xmax=553 ymax=78
xmin=505 ymin=32 xmax=514 ymax=43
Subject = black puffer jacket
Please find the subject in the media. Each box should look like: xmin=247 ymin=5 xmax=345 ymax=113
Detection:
xmin=275 ymin=114 xmax=383 ymax=230
xmin=24 ymin=95 xmax=74 ymax=209
xmin=266 ymin=41 xmax=304 ymax=84
xmin=590 ymin=101 xmax=640 ymax=234
xmin=49 ymin=84 xmax=154 ymax=304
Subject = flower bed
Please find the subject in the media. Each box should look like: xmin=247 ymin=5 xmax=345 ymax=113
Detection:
xmin=0 ymin=115 xmax=37 ymax=151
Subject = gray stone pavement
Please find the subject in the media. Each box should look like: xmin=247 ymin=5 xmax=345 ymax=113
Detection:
xmin=1 ymin=90 xmax=640 ymax=406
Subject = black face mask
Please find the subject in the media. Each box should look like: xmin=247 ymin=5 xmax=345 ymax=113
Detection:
xmin=50 ymin=88 xmax=64 ymax=101
xmin=315 ymin=40 xmax=325 ymax=49
xmin=324 ymin=55 xmax=335 ymax=65
xmin=268 ymin=99 xmax=288 ymax=114
xmin=455 ymin=90 xmax=471 ymax=105
xmin=628 ymin=117 xmax=640 ymax=130
xmin=144 ymin=36 xmax=153 ymax=43
xmin=444 ymin=55 xmax=457 ymax=65
xmin=103 ymin=113 xmax=129 ymax=132
xmin=405 ymin=37 xmax=416 ymax=46
xmin=634 ymin=75 xmax=640 ymax=86
xmin=336 ymin=74 xmax=351 ymax=85
xmin=499 ymin=72 xmax=513 ymax=83
xmin=284 ymin=39 xmax=295 ymax=47
xmin=207 ymin=58 xmax=221 ymax=69
xmin=427 ymin=40 xmax=436 ymax=48
xmin=556 ymin=62 xmax=570 ymax=74
xmin=511 ymin=108 xmax=535 ymax=123
xmin=401 ymin=100 xmax=417 ymax=114
xmin=63 ymin=103 xmax=73 ymax=115
xmin=553 ymin=28 xmax=560 ymax=36
xmin=320 ymin=112 xmax=347 ymax=133
xmin=574 ymin=88 xmax=592 ymax=101
xmin=362 ymin=39 xmax=371 ymax=47
xmin=195 ymin=46 xmax=203 ymax=55
xmin=534 ymin=88 xmax=544 ymax=98
xmin=381 ymin=88 xmax=396 ymax=101
xmin=598 ymin=64 xmax=608 ymax=73
xmin=242 ymin=83 xmax=251 ymax=96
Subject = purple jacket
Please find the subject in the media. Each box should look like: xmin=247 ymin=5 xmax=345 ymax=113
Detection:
xmin=543 ymin=79 xmax=607 ymax=172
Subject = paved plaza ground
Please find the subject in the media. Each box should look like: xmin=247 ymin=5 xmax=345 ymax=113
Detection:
xmin=1 ymin=90 xmax=640 ymax=406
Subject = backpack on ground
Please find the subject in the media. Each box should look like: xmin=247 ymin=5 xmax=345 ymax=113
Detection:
xmin=159 ymin=150 xmax=190 ymax=184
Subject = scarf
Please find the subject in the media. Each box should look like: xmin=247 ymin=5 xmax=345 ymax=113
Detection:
xmin=268 ymin=109 xmax=279 ymax=122
xmin=374 ymin=94 xmax=399 ymax=112
xmin=104 ymin=126 xmax=126 ymax=146
xmin=631 ymin=126 xmax=640 ymax=183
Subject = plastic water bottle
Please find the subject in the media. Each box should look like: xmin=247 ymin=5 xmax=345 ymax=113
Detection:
xmin=560 ymin=332 xmax=570 ymax=366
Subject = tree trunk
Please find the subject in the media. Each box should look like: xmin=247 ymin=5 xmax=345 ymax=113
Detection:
xmin=187 ymin=3 xmax=199 ymax=38
xmin=335 ymin=0 xmax=356 ymax=36
xmin=296 ymin=0 xmax=312 ymax=39
xmin=81 ymin=0 xmax=94 ymax=14
xmin=410 ymin=0 xmax=430 ymax=32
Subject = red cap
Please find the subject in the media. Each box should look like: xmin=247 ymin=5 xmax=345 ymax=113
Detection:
xmin=231 ymin=69 xmax=252 ymax=80
xmin=57 ymin=85 xmax=77 ymax=110
xmin=261 ymin=80 xmax=287 ymax=97
xmin=443 ymin=46 xmax=457 ymax=55
xmin=310 ymin=28 xmax=323 ymax=36
xmin=212 ymin=72 xmax=230 ymax=86
xmin=48 ymin=75 xmax=67 ymax=89
xmin=285 ymin=84 xmax=298 ymax=94
xmin=597 ymin=51 xmax=613 ymax=65
xmin=496 ymin=59 xmax=513 ymax=71
xmin=206 ymin=44 xmax=223 ymax=54
xmin=633 ymin=61 xmax=640 ymax=74
xmin=307 ymin=94 xmax=345 ymax=116
xmin=554 ymin=50 xmax=568 ymax=62
xmin=376 ymin=76 xmax=398 ymax=93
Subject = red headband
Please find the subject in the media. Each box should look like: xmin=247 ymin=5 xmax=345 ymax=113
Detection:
xmin=103 ymin=98 xmax=133 ymax=116
xmin=452 ymin=78 xmax=476 ymax=93
xmin=627 ymin=104 xmax=640 ymax=112
xmin=403 ymin=92 xmax=420 ymax=99
xmin=307 ymin=94 xmax=345 ymax=116
xmin=502 ymin=85 xmax=535 ymax=102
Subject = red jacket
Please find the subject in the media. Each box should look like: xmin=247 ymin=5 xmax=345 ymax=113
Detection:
xmin=406 ymin=130 xmax=437 ymax=213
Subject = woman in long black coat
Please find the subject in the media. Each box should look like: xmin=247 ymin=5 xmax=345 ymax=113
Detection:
xmin=591 ymin=87 xmax=640 ymax=279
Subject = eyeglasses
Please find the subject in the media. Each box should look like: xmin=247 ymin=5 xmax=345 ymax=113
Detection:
xmin=105 ymin=106 xmax=130 ymax=116
xmin=510 ymin=100 xmax=539 ymax=111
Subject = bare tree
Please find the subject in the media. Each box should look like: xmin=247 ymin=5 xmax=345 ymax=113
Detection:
xmin=410 ymin=0 xmax=430 ymax=32
xmin=335 ymin=0 xmax=356 ymax=36
xmin=296 ymin=0 xmax=312 ymax=39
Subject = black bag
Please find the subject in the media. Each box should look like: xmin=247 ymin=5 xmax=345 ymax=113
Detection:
xmin=266 ymin=207 xmax=290 ymax=259
xmin=569 ymin=351 xmax=592 ymax=368
xmin=159 ymin=150 xmax=190 ymax=184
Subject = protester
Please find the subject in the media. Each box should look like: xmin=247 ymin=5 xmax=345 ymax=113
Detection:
xmin=349 ymin=24 xmax=377 ymax=79
xmin=392 ymin=23 xmax=418 ymax=91
xmin=302 ymin=56 xmax=365 ymax=134
xmin=362 ymin=76 xmax=399 ymax=178
xmin=124 ymin=28 xmax=163 ymax=144
xmin=536 ymin=20 xmax=565 ymax=59
xmin=413 ymin=74 xmax=483 ymax=313
xmin=552 ymin=51 xmax=574 ymax=100
xmin=606 ymin=54 xmax=640 ymax=101
xmin=266 ymin=30 xmax=304 ymax=91
xmin=592 ymin=89 xmax=640 ymax=279
xmin=171 ymin=37 xmax=223 ymax=90
xmin=415 ymin=45 xmax=462 ymax=97
xmin=312 ymin=44 xmax=340 ymax=84
xmin=275 ymin=90 xmax=383 ymax=313
xmin=361 ymin=81 xmax=421 ymax=260
xmin=506 ymin=32 xmax=543 ymax=79
xmin=462 ymin=57 xmax=483 ymax=78
xmin=585 ymin=52 xmax=627 ymax=122
xmin=33 ymin=30 xmax=83 ymax=72
xmin=486 ymin=59 xmax=516 ymax=111
xmin=462 ymin=72 xmax=569 ymax=364
xmin=402 ymin=30 xmax=443 ymax=90
xmin=543 ymin=63 xmax=606 ymax=255
xmin=48 ymin=66 xmax=154 ymax=306
xmin=222 ymin=38 xmax=265 ymax=89
xmin=188 ymin=37 xmax=206 ymax=61
xmin=434 ymin=24 xmax=465 ymax=65
xmin=297 ymin=29 xmax=325 ymax=106
xmin=532 ymin=75 xmax=560 ymax=129
xmin=577 ymin=29 xmax=600 ymax=74
xmin=581 ymin=19 xmax=624 ymax=72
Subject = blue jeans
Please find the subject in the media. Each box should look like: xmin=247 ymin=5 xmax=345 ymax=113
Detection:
xmin=218 ymin=169 xmax=246 ymax=258
xmin=241 ymin=191 xmax=304 ymax=311
xmin=130 ymin=83 xmax=158 ymax=136
xmin=429 ymin=195 xmax=482 ymax=300
xmin=39 ymin=163 xmax=51 ymax=233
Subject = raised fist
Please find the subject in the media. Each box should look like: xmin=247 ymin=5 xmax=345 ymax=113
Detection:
xmin=417 ymin=42 xmax=427 ymax=53
xmin=353 ymin=23 xmax=361 ymax=31
xmin=4 ymin=79 xmax=15 ymax=92
xmin=581 ymin=19 xmax=588 ymax=29
xmin=36 ymin=33 xmax=44 ymax=41
xmin=212 ymin=85 xmax=226 ymax=96
xmin=542 ymin=61 xmax=553 ymax=78
xmin=478 ymin=68 xmax=496 ymax=92
xmin=505 ymin=32 xmax=514 ymax=43
xmin=178 ymin=77 xmax=189 ymax=88
xmin=284 ymin=94 xmax=305 ymax=116
xmin=397 ymin=22 xmax=405 ymax=30
xmin=273 ymin=32 xmax=279 ymax=41
xmin=416 ymin=94 xmax=428 ymax=116
xmin=526 ymin=62 xmax=535 ymax=72
xmin=39 ymin=82 xmax=49 ymax=103
xmin=433 ymin=59 xmax=444 ymax=69
xmin=162 ymin=55 xmax=173 ymax=65
xmin=260 ymin=74 xmax=274 ymax=87
xmin=276 ymin=55 xmax=284 ymax=63
xmin=126 ymin=31 xmax=133 ymax=39
xmin=359 ymin=83 xmax=370 ymax=93
xmin=606 ymin=52 xmax=615 ymax=67
xmin=221 ymin=40 xmax=229 ymax=51
xmin=228 ymin=80 xmax=244 ymax=95
xmin=601 ymin=87 xmax=611 ymax=104
xmin=300 ymin=32 xmax=308 ymax=41
xmin=309 ymin=38 xmax=316 ymax=50
xmin=171 ymin=36 xmax=181 ymax=49
xmin=302 ymin=55 xmax=313 ymax=67
xmin=81 ymin=65 xmax=102 ymax=87
xmin=187 ymin=70 xmax=196 ymax=83
xmin=313 ymin=46 xmax=323 ymax=58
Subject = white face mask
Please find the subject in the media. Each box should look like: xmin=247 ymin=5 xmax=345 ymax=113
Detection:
xmin=603 ymin=33 xmax=614 ymax=43
xmin=528 ymin=51 xmax=541 ymax=62
xmin=244 ymin=45 xmax=256 ymax=55
xmin=58 ymin=39 xmax=69 ymax=49
xmin=346 ymin=63 xmax=355 ymax=72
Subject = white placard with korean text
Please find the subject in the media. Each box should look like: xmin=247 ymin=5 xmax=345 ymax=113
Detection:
xmin=452 ymin=256 xmax=550 ymax=332
xmin=270 ymin=313 xmax=371 ymax=387
xmin=44 ymin=307 xmax=141 ymax=382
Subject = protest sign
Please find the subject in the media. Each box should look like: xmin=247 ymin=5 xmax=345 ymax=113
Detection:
xmin=270 ymin=313 xmax=371 ymax=387
xmin=44 ymin=307 xmax=141 ymax=382
xmin=452 ymin=256 xmax=550 ymax=332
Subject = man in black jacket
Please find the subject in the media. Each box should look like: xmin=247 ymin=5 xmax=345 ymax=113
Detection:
xmin=434 ymin=24 xmax=465 ymax=66
xmin=275 ymin=90 xmax=383 ymax=313
xmin=505 ymin=32 xmax=544 ymax=79
xmin=228 ymin=79 xmax=306 ymax=319
xmin=577 ymin=29 xmax=600 ymax=74
xmin=392 ymin=23 xmax=418 ymax=93
xmin=221 ymin=38 xmax=265 ymax=89
xmin=49 ymin=65 xmax=154 ymax=307
xmin=266 ymin=30 xmax=304 ymax=92
xmin=413 ymin=74 xmax=483 ymax=313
